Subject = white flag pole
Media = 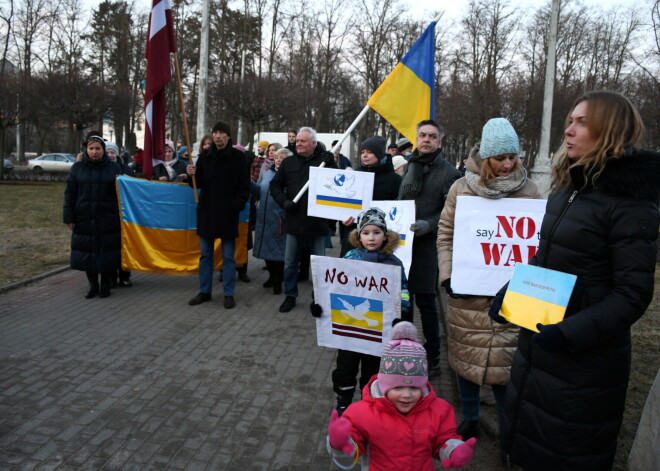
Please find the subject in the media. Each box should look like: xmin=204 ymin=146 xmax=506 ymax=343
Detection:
xmin=292 ymin=104 xmax=370 ymax=203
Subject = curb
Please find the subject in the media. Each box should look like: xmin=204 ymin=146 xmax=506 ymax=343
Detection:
xmin=0 ymin=266 xmax=70 ymax=294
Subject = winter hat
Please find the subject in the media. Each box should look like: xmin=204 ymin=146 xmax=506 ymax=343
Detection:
xmin=356 ymin=207 xmax=388 ymax=235
xmin=388 ymin=142 xmax=398 ymax=151
xmin=105 ymin=141 xmax=119 ymax=155
xmin=84 ymin=134 xmax=105 ymax=150
xmin=377 ymin=321 xmax=428 ymax=395
xmin=396 ymin=137 xmax=412 ymax=153
xmin=360 ymin=136 xmax=386 ymax=157
xmin=212 ymin=120 xmax=232 ymax=136
xmin=164 ymin=140 xmax=175 ymax=152
xmin=258 ymin=140 xmax=269 ymax=150
xmin=392 ymin=155 xmax=408 ymax=171
xmin=479 ymin=118 xmax=519 ymax=159
xmin=177 ymin=145 xmax=188 ymax=157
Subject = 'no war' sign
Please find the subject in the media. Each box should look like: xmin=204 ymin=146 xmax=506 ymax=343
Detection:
xmin=450 ymin=196 xmax=547 ymax=296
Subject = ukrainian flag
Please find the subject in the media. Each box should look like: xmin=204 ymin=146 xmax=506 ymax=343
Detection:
xmin=501 ymin=264 xmax=576 ymax=332
xmin=315 ymin=195 xmax=363 ymax=210
xmin=367 ymin=22 xmax=436 ymax=145
xmin=116 ymin=176 xmax=249 ymax=274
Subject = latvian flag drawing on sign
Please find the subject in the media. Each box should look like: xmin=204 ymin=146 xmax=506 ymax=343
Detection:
xmin=330 ymin=294 xmax=383 ymax=343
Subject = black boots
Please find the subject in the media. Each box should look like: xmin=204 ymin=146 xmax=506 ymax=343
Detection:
xmin=456 ymin=419 xmax=480 ymax=440
xmin=85 ymin=272 xmax=99 ymax=299
xmin=99 ymin=273 xmax=111 ymax=298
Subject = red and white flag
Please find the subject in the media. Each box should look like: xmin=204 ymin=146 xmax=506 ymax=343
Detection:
xmin=143 ymin=0 xmax=176 ymax=179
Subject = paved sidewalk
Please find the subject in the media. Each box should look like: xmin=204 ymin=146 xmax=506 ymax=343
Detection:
xmin=0 ymin=237 xmax=499 ymax=470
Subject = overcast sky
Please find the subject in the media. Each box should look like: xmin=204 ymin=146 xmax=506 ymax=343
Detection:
xmin=125 ymin=0 xmax=637 ymax=20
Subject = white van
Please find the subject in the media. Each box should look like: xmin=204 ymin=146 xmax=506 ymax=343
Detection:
xmin=253 ymin=132 xmax=354 ymax=160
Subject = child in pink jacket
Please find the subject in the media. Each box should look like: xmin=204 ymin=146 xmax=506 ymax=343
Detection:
xmin=327 ymin=322 xmax=476 ymax=470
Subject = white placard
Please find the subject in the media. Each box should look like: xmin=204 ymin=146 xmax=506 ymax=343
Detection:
xmin=451 ymin=196 xmax=547 ymax=296
xmin=312 ymin=256 xmax=400 ymax=356
xmin=307 ymin=167 xmax=374 ymax=221
xmin=370 ymin=200 xmax=415 ymax=278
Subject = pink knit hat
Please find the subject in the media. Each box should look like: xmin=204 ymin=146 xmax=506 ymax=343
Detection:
xmin=377 ymin=322 xmax=428 ymax=395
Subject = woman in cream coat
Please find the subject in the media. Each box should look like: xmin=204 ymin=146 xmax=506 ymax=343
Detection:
xmin=437 ymin=118 xmax=541 ymax=441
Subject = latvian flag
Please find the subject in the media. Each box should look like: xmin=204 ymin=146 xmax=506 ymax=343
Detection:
xmin=143 ymin=0 xmax=177 ymax=180
xmin=330 ymin=293 xmax=384 ymax=343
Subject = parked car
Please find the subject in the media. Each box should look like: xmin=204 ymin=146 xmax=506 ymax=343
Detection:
xmin=3 ymin=158 xmax=12 ymax=172
xmin=27 ymin=153 xmax=76 ymax=173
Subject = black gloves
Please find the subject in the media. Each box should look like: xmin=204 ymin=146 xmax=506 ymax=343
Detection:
xmin=321 ymin=151 xmax=335 ymax=167
xmin=283 ymin=200 xmax=296 ymax=211
xmin=310 ymin=302 xmax=323 ymax=318
xmin=442 ymin=279 xmax=468 ymax=299
xmin=533 ymin=323 xmax=566 ymax=352
xmin=488 ymin=291 xmax=507 ymax=324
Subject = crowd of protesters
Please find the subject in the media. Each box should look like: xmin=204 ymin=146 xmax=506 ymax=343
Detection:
xmin=63 ymin=89 xmax=658 ymax=470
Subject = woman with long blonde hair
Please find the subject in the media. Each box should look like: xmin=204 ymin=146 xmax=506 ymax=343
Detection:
xmin=491 ymin=90 xmax=659 ymax=470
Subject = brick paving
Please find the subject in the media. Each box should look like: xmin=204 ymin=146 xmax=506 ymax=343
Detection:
xmin=0 ymin=237 xmax=476 ymax=470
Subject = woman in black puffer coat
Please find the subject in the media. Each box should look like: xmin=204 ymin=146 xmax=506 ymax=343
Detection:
xmin=63 ymin=135 xmax=122 ymax=299
xmin=492 ymin=91 xmax=659 ymax=470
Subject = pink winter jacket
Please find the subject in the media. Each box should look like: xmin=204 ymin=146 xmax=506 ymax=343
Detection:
xmin=341 ymin=377 xmax=462 ymax=470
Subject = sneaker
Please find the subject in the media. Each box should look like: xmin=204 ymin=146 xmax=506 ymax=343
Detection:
xmin=224 ymin=296 xmax=236 ymax=309
xmin=456 ymin=419 xmax=480 ymax=440
xmin=273 ymin=283 xmax=282 ymax=295
xmin=189 ymin=292 xmax=212 ymax=306
xmin=279 ymin=296 xmax=296 ymax=312
xmin=263 ymin=278 xmax=274 ymax=288
xmin=118 ymin=278 xmax=133 ymax=287
xmin=238 ymin=272 xmax=251 ymax=282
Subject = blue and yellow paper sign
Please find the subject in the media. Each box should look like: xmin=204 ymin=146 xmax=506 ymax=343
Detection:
xmin=501 ymin=264 xmax=577 ymax=332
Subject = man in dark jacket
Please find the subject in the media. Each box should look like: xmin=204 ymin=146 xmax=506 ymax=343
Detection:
xmin=186 ymin=121 xmax=251 ymax=309
xmin=398 ymin=120 xmax=460 ymax=377
xmin=270 ymin=126 xmax=335 ymax=312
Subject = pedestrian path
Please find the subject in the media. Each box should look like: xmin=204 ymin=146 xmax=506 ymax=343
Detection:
xmin=0 ymin=236 xmax=497 ymax=470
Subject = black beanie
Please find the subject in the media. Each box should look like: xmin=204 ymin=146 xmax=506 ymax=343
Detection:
xmin=212 ymin=120 xmax=231 ymax=136
xmin=360 ymin=136 xmax=386 ymax=157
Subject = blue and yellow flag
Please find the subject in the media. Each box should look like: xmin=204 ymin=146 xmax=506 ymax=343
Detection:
xmin=367 ymin=22 xmax=436 ymax=144
xmin=116 ymin=176 xmax=249 ymax=274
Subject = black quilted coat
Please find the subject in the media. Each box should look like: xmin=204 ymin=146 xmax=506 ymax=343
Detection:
xmin=503 ymin=148 xmax=660 ymax=470
xmin=63 ymin=154 xmax=123 ymax=273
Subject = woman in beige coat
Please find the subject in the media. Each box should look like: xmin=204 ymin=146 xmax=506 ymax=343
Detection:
xmin=437 ymin=118 xmax=541 ymax=441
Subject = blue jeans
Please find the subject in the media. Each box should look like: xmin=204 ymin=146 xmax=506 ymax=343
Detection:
xmin=456 ymin=374 xmax=506 ymax=426
xmin=409 ymin=292 xmax=441 ymax=359
xmin=283 ymin=234 xmax=326 ymax=297
xmin=199 ymin=237 xmax=236 ymax=296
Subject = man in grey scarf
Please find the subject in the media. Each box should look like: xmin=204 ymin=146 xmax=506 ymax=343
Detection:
xmin=397 ymin=119 xmax=461 ymax=377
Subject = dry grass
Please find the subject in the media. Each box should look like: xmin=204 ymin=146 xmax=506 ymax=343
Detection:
xmin=0 ymin=181 xmax=70 ymax=286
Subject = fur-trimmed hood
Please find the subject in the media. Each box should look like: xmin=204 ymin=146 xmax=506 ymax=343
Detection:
xmin=348 ymin=229 xmax=400 ymax=254
xmin=571 ymin=147 xmax=660 ymax=202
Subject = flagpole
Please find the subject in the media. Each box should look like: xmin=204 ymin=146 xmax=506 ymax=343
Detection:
xmin=292 ymin=104 xmax=370 ymax=203
xmin=173 ymin=51 xmax=199 ymax=203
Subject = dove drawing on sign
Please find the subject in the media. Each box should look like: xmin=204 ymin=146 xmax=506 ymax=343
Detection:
xmin=337 ymin=297 xmax=378 ymax=326
xmin=322 ymin=173 xmax=357 ymax=198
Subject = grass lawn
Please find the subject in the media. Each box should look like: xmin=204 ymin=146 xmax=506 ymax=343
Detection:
xmin=0 ymin=181 xmax=70 ymax=286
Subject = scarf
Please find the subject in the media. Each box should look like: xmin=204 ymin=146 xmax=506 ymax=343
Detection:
xmin=398 ymin=151 xmax=438 ymax=199
xmin=464 ymin=161 xmax=528 ymax=198
xmin=162 ymin=156 xmax=179 ymax=180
